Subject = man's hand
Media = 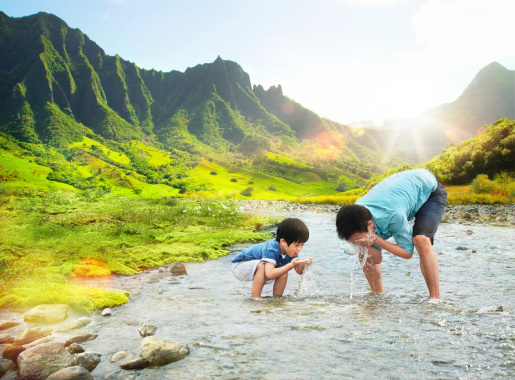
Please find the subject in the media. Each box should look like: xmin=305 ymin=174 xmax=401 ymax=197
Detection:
xmin=354 ymin=234 xmax=379 ymax=247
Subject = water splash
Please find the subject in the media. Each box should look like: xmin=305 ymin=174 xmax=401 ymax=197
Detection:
xmin=295 ymin=264 xmax=321 ymax=298
xmin=349 ymin=244 xmax=369 ymax=300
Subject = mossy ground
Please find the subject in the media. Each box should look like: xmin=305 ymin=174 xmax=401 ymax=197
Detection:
xmin=0 ymin=190 xmax=276 ymax=312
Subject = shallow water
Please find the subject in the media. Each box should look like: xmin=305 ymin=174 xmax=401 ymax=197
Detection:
xmin=5 ymin=210 xmax=515 ymax=379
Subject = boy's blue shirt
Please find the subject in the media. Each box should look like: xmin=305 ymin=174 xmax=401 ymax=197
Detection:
xmin=231 ymin=239 xmax=297 ymax=267
xmin=355 ymin=169 xmax=437 ymax=253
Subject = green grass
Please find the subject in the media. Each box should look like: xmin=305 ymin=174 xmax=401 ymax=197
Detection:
xmin=69 ymin=136 xmax=131 ymax=166
xmin=186 ymin=159 xmax=338 ymax=200
xmin=0 ymin=191 xmax=276 ymax=312
xmin=266 ymin=152 xmax=312 ymax=169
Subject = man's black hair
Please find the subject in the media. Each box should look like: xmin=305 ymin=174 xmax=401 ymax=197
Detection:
xmin=276 ymin=218 xmax=309 ymax=245
xmin=336 ymin=204 xmax=372 ymax=241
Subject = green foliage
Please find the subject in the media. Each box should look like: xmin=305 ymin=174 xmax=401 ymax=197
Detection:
xmin=471 ymin=174 xmax=499 ymax=194
xmin=241 ymin=187 xmax=254 ymax=196
xmin=425 ymin=119 xmax=515 ymax=184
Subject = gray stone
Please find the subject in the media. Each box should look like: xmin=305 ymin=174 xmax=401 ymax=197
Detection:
xmin=75 ymin=351 xmax=101 ymax=372
xmin=138 ymin=323 xmax=157 ymax=337
xmin=0 ymin=358 xmax=15 ymax=377
xmin=101 ymin=308 xmax=112 ymax=317
xmin=66 ymin=342 xmax=85 ymax=354
xmin=120 ymin=357 xmax=149 ymax=370
xmin=65 ymin=333 xmax=98 ymax=346
xmin=47 ymin=366 xmax=94 ymax=380
xmin=22 ymin=335 xmax=55 ymax=349
xmin=78 ymin=317 xmax=92 ymax=326
xmin=109 ymin=350 xmax=129 ymax=363
xmin=167 ymin=262 xmax=187 ymax=276
xmin=477 ymin=306 xmax=503 ymax=314
xmin=17 ymin=342 xmax=75 ymax=380
xmin=24 ymin=304 xmax=69 ymax=324
xmin=14 ymin=327 xmax=51 ymax=345
xmin=140 ymin=336 xmax=190 ymax=367
xmin=0 ymin=321 xmax=20 ymax=331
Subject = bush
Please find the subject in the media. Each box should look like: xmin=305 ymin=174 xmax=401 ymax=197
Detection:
xmin=210 ymin=171 xmax=217 ymax=175
xmin=268 ymin=185 xmax=276 ymax=191
xmin=230 ymin=178 xmax=238 ymax=182
xmin=240 ymin=187 xmax=253 ymax=197
xmin=471 ymin=174 xmax=499 ymax=194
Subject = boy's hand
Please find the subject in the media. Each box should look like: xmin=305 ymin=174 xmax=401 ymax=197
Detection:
xmin=354 ymin=234 xmax=379 ymax=247
xmin=291 ymin=257 xmax=313 ymax=267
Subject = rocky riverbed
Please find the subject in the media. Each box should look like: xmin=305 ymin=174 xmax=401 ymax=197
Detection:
xmin=0 ymin=204 xmax=513 ymax=379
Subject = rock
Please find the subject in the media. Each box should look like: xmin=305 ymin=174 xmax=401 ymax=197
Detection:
xmin=167 ymin=263 xmax=187 ymax=276
xmin=465 ymin=230 xmax=474 ymax=235
xmin=0 ymin=321 xmax=20 ymax=331
xmin=496 ymin=216 xmax=507 ymax=222
xmin=75 ymin=352 xmax=101 ymax=372
xmin=109 ymin=350 xmax=129 ymax=363
xmin=66 ymin=343 xmax=85 ymax=354
xmin=102 ymin=308 xmax=112 ymax=317
xmin=145 ymin=276 xmax=160 ymax=284
xmin=456 ymin=246 xmax=468 ymax=250
xmin=24 ymin=304 xmax=69 ymax=324
xmin=24 ymin=337 xmax=56 ymax=351
xmin=138 ymin=324 xmax=157 ymax=337
xmin=120 ymin=357 xmax=149 ymax=370
xmin=157 ymin=288 xmax=163 ymax=294
xmin=140 ymin=336 xmax=190 ymax=367
xmin=0 ymin=358 xmax=15 ymax=377
xmin=47 ymin=366 xmax=94 ymax=380
xmin=14 ymin=327 xmax=51 ymax=345
xmin=477 ymin=306 xmax=503 ymax=314
xmin=462 ymin=212 xmax=472 ymax=220
xmin=2 ymin=345 xmax=25 ymax=361
xmin=17 ymin=342 xmax=75 ymax=380
xmin=54 ymin=319 xmax=88 ymax=333
xmin=0 ymin=333 xmax=14 ymax=344
xmin=65 ymin=333 xmax=98 ymax=346
xmin=78 ymin=317 xmax=92 ymax=326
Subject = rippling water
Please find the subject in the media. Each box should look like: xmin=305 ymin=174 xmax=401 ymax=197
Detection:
xmin=6 ymin=210 xmax=515 ymax=379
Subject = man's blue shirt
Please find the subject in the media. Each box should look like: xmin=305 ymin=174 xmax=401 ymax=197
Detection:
xmin=355 ymin=169 xmax=437 ymax=253
xmin=231 ymin=239 xmax=296 ymax=267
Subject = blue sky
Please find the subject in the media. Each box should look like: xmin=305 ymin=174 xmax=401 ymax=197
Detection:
xmin=2 ymin=0 xmax=514 ymax=124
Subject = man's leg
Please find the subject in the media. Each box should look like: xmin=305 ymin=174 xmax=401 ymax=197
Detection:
xmin=273 ymin=272 xmax=288 ymax=296
xmin=251 ymin=262 xmax=266 ymax=298
xmin=361 ymin=246 xmax=383 ymax=292
xmin=414 ymin=235 xmax=439 ymax=298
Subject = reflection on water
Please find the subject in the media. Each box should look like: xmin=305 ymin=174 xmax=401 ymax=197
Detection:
xmin=6 ymin=210 xmax=515 ymax=379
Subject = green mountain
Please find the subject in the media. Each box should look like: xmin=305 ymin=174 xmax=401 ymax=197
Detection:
xmin=0 ymin=11 xmax=405 ymax=197
xmin=354 ymin=62 xmax=515 ymax=163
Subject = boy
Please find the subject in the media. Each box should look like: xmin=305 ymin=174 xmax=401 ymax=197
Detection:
xmin=336 ymin=169 xmax=447 ymax=299
xmin=231 ymin=218 xmax=313 ymax=299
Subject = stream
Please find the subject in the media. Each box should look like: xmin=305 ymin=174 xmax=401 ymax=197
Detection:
xmin=3 ymin=209 xmax=515 ymax=379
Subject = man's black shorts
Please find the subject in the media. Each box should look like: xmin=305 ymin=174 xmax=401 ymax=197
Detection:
xmin=412 ymin=183 xmax=447 ymax=244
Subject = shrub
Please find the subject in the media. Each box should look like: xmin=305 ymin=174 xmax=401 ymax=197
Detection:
xmin=210 ymin=171 xmax=217 ymax=175
xmin=248 ymin=180 xmax=254 ymax=184
xmin=268 ymin=185 xmax=276 ymax=191
xmin=471 ymin=174 xmax=499 ymax=194
xmin=230 ymin=178 xmax=238 ymax=182
xmin=240 ymin=187 xmax=253 ymax=197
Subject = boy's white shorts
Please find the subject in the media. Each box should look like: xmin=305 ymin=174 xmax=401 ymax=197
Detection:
xmin=232 ymin=260 xmax=274 ymax=284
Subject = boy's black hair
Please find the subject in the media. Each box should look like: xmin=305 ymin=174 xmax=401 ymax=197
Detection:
xmin=336 ymin=205 xmax=372 ymax=241
xmin=276 ymin=218 xmax=309 ymax=245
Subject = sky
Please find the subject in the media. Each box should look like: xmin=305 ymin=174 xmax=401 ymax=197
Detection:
xmin=2 ymin=0 xmax=515 ymax=124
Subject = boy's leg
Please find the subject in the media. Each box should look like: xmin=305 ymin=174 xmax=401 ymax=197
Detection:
xmin=361 ymin=246 xmax=383 ymax=292
xmin=414 ymin=235 xmax=439 ymax=298
xmin=413 ymin=183 xmax=447 ymax=298
xmin=273 ymin=272 xmax=288 ymax=296
xmin=251 ymin=262 xmax=266 ymax=298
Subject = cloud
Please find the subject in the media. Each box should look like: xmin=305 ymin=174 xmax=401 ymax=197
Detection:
xmin=412 ymin=0 xmax=515 ymax=67
xmin=343 ymin=0 xmax=410 ymax=7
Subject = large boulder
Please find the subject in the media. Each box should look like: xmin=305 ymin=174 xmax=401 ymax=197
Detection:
xmin=47 ymin=366 xmax=94 ymax=380
xmin=17 ymin=342 xmax=75 ymax=380
xmin=24 ymin=304 xmax=69 ymax=324
xmin=14 ymin=327 xmax=51 ymax=345
xmin=140 ymin=336 xmax=189 ymax=367
xmin=0 ymin=358 xmax=15 ymax=377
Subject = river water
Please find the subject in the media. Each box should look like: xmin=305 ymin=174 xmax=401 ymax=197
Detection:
xmin=6 ymin=209 xmax=515 ymax=379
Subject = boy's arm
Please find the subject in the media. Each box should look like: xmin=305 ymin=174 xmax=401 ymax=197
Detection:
xmin=372 ymin=236 xmax=413 ymax=259
xmin=264 ymin=258 xmax=311 ymax=279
